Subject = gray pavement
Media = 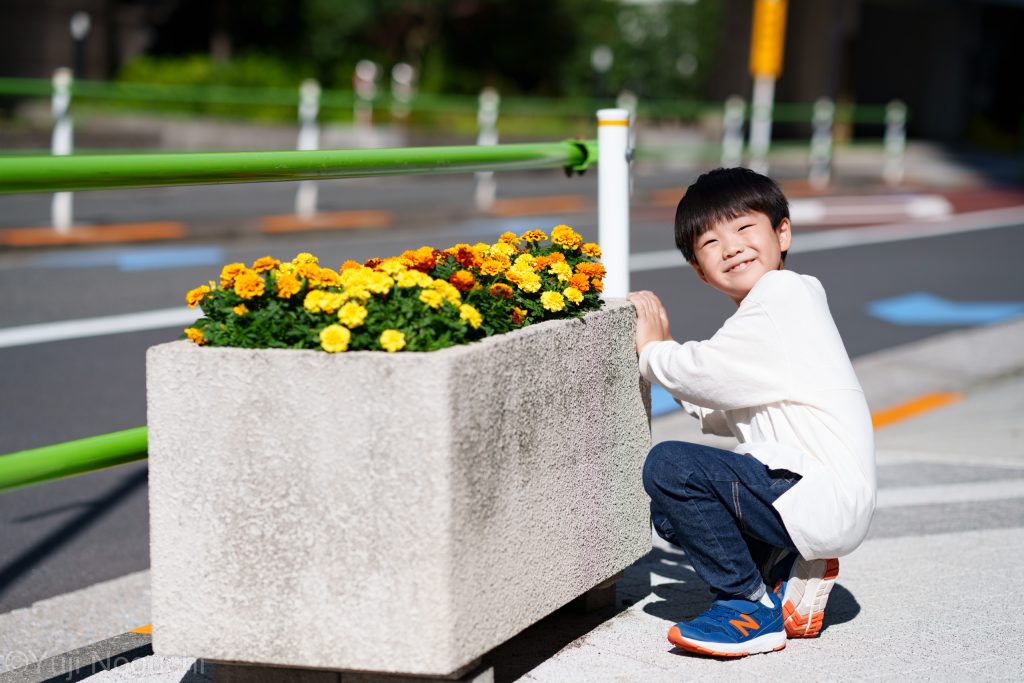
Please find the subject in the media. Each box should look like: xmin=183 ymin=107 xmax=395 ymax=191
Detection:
xmin=3 ymin=318 xmax=1024 ymax=681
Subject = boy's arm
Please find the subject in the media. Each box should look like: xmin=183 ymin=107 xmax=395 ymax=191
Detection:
xmin=677 ymin=399 xmax=735 ymax=437
xmin=630 ymin=291 xmax=791 ymax=410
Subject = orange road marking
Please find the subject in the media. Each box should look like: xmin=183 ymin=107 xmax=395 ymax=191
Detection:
xmin=649 ymin=188 xmax=684 ymax=207
xmin=130 ymin=624 xmax=153 ymax=634
xmin=0 ymin=222 xmax=186 ymax=247
xmin=489 ymin=194 xmax=588 ymax=217
xmin=871 ymin=392 xmax=963 ymax=430
xmin=260 ymin=209 xmax=392 ymax=233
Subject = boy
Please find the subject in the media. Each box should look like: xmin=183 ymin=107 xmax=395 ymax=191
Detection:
xmin=628 ymin=167 xmax=875 ymax=657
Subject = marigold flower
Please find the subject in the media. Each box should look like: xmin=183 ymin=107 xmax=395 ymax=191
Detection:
xmin=378 ymin=257 xmax=407 ymax=276
xmin=541 ymin=290 xmax=565 ymax=312
xmin=520 ymin=229 xmax=548 ymax=243
xmin=364 ymin=257 xmax=383 ymax=270
xmin=551 ymin=224 xmax=583 ymax=250
xmin=366 ymin=272 xmax=394 ymax=295
xmin=489 ymin=241 xmax=517 ymax=258
xmin=296 ymin=261 xmax=322 ymax=284
xmin=581 ymin=242 xmax=602 ymax=258
xmin=293 ymin=252 xmax=318 ymax=265
xmin=379 ymin=329 xmax=406 ymax=353
xmin=234 ymin=270 xmax=265 ymax=299
xmin=444 ymin=244 xmax=480 ymax=269
xmin=499 ymin=231 xmax=521 ymax=245
xmin=576 ymin=262 xmax=606 ymax=278
xmin=317 ymin=268 xmax=341 ymax=287
xmin=338 ymin=302 xmax=368 ymax=328
xmin=479 ymin=258 xmax=507 ymax=276
xmin=320 ymin=324 xmax=351 ymax=353
xmin=505 ymin=269 xmax=542 ymax=293
xmin=186 ymin=285 xmax=210 ymax=308
xmin=569 ymin=273 xmax=591 ymax=292
xmin=511 ymin=307 xmax=528 ymax=325
xmin=563 ymin=287 xmax=584 ymax=305
xmin=419 ymin=289 xmax=445 ymax=309
xmin=233 ymin=304 xmax=249 ymax=316
xmin=548 ymin=261 xmax=573 ymax=282
xmin=252 ymin=256 xmax=280 ymax=273
xmin=276 ymin=272 xmax=302 ymax=299
xmin=220 ymin=262 xmax=246 ymax=288
xmin=449 ymin=270 xmax=476 ymax=292
xmin=430 ymin=280 xmax=462 ymax=305
xmin=513 ymin=254 xmax=537 ymax=270
xmin=459 ymin=304 xmax=483 ymax=329
xmin=591 ymin=277 xmax=604 ymax=293
xmin=184 ymin=327 xmax=207 ymax=345
xmin=340 ymin=260 xmax=363 ymax=272
xmin=401 ymin=246 xmax=439 ymax=272
xmin=278 ymin=262 xmax=296 ymax=275
xmin=489 ymin=283 xmax=513 ymax=299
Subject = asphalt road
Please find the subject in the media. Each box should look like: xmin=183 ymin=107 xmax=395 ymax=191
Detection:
xmin=1 ymin=172 xmax=1022 ymax=615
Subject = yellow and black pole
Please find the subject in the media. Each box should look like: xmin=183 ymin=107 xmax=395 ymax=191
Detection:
xmin=748 ymin=0 xmax=787 ymax=175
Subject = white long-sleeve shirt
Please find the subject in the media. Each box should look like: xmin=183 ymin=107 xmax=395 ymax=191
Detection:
xmin=638 ymin=270 xmax=876 ymax=559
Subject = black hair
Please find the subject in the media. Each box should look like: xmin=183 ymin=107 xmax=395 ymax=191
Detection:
xmin=674 ymin=167 xmax=790 ymax=264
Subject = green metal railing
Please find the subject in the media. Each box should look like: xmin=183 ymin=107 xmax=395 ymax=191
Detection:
xmin=0 ymin=140 xmax=596 ymax=194
xmin=0 ymin=428 xmax=147 ymax=492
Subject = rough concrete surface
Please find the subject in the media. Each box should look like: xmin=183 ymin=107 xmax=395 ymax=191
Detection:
xmin=145 ymin=299 xmax=651 ymax=676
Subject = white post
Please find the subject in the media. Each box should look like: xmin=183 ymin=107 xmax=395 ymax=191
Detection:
xmin=353 ymin=59 xmax=378 ymax=143
xmin=51 ymin=67 xmax=74 ymax=234
xmin=721 ymin=95 xmax=746 ymax=167
xmin=748 ymin=75 xmax=775 ymax=175
xmin=390 ymin=62 xmax=415 ymax=121
xmin=808 ymin=96 xmax=834 ymax=189
xmin=883 ymin=100 xmax=906 ymax=186
xmin=474 ymin=87 xmax=500 ymax=212
xmin=597 ymin=108 xmax=631 ymax=299
xmin=295 ymin=78 xmax=321 ymax=220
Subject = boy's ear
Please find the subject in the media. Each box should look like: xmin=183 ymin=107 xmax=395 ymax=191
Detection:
xmin=777 ymin=217 xmax=793 ymax=252
xmin=690 ymin=261 xmax=709 ymax=284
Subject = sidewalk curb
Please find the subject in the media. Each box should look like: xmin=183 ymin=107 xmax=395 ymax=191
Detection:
xmin=0 ymin=631 xmax=152 ymax=683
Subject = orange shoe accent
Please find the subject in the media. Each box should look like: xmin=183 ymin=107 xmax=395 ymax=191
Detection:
xmin=130 ymin=624 xmax=153 ymax=634
xmin=667 ymin=626 xmax=748 ymax=658
xmin=871 ymin=392 xmax=962 ymax=429
xmin=728 ymin=613 xmax=760 ymax=637
xmin=823 ymin=558 xmax=840 ymax=580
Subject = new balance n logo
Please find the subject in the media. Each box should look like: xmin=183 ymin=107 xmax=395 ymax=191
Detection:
xmin=729 ymin=613 xmax=760 ymax=637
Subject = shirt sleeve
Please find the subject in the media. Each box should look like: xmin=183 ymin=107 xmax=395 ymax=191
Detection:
xmin=638 ymin=300 xmax=791 ymax=410
xmin=678 ymin=399 xmax=735 ymax=437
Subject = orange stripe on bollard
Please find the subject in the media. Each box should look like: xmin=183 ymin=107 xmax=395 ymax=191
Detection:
xmin=597 ymin=119 xmax=629 ymax=127
xmin=130 ymin=624 xmax=153 ymax=634
xmin=0 ymin=222 xmax=186 ymax=247
xmin=871 ymin=392 xmax=963 ymax=430
xmin=260 ymin=210 xmax=393 ymax=233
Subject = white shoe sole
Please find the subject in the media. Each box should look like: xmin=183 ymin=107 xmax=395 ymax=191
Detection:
xmin=781 ymin=557 xmax=839 ymax=638
xmin=667 ymin=625 xmax=786 ymax=657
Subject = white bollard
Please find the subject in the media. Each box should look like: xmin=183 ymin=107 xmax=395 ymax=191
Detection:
xmin=597 ymin=108 xmax=631 ymax=299
xmin=883 ymin=100 xmax=907 ymax=186
xmin=808 ymin=96 xmax=835 ymax=189
xmin=295 ymin=78 xmax=321 ymax=220
xmin=474 ymin=87 xmax=500 ymax=212
xmin=721 ymin=96 xmax=746 ymax=167
xmin=353 ymin=59 xmax=378 ymax=142
xmin=748 ymin=76 xmax=776 ymax=175
xmin=390 ymin=62 xmax=415 ymax=121
xmin=51 ymin=67 xmax=74 ymax=234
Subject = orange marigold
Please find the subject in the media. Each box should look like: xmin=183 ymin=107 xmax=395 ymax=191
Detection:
xmin=252 ymin=256 xmax=280 ymax=273
xmin=591 ymin=278 xmax=604 ymax=293
xmin=364 ymin=257 xmax=383 ymax=270
xmin=511 ymin=307 xmax=528 ymax=325
xmin=479 ymin=257 xmax=507 ymax=276
xmin=520 ymin=229 xmax=548 ymax=243
xmin=276 ymin=272 xmax=302 ymax=298
xmin=219 ymin=262 xmax=246 ymax=288
xmin=449 ymin=270 xmax=476 ymax=292
xmin=340 ymin=260 xmax=363 ymax=272
xmin=581 ymin=242 xmax=602 ymax=258
xmin=575 ymin=262 xmax=606 ymax=278
xmin=550 ymin=224 xmax=583 ymax=250
xmin=401 ymin=246 xmax=439 ymax=272
xmin=489 ymin=283 xmax=513 ymax=299
xmin=499 ymin=231 xmax=521 ymax=245
xmin=233 ymin=270 xmax=265 ymax=299
xmin=184 ymin=327 xmax=207 ymax=345
xmin=185 ymin=285 xmax=210 ymax=308
xmin=444 ymin=244 xmax=480 ymax=269
xmin=569 ymin=273 xmax=591 ymax=293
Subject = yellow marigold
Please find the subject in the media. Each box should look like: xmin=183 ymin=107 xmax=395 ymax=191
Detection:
xmin=378 ymin=257 xmax=407 ymax=276
xmin=366 ymin=272 xmax=394 ymax=295
xmin=252 ymin=256 xmax=280 ymax=273
xmin=303 ymin=290 xmax=325 ymax=313
xmin=340 ymin=260 xmax=363 ymax=272
xmin=395 ymin=270 xmax=421 ymax=288
xmin=234 ymin=270 xmax=265 ymax=299
xmin=563 ymin=286 xmax=584 ymax=305
xmin=449 ymin=269 xmax=476 ymax=292
xmin=379 ymin=329 xmax=406 ymax=353
xmin=499 ymin=231 xmax=521 ymax=245
xmin=576 ymin=262 xmax=606 ymax=278
xmin=319 ymin=324 xmax=351 ymax=353
xmin=581 ymin=242 xmax=602 ymax=258
xmin=419 ymin=289 xmax=445 ymax=309
xmin=489 ymin=283 xmax=513 ymax=299
xmin=317 ymin=268 xmax=341 ymax=288
xmin=511 ymin=307 xmax=528 ymax=325
xmin=520 ymin=229 xmax=548 ymax=243
xmin=459 ymin=304 xmax=483 ymax=329
xmin=541 ymin=290 xmax=565 ymax=312
xmin=513 ymin=254 xmax=537 ymax=270
xmin=341 ymin=286 xmax=371 ymax=303
xmin=489 ymin=241 xmax=516 ymax=258
xmin=430 ymin=279 xmax=462 ymax=305
xmin=278 ymin=262 xmax=296 ymax=275
xmin=478 ymin=258 xmax=506 ymax=276
xmin=506 ymin=269 xmax=541 ymax=293
xmin=220 ymin=262 xmax=246 ymax=288
xmin=338 ymin=302 xmax=368 ymax=328
xmin=296 ymin=261 xmax=322 ymax=284
xmin=292 ymin=252 xmax=318 ymax=265
xmin=548 ymin=261 xmax=573 ymax=282
xmin=276 ymin=272 xmax=302 ymax=298
xmin=233 ymin=304 xmax=249 ymax=315
xmin=569 ymin=273 xmax=591 ymax=292
xmin=186 ymin=285 xmax=210 ymax=308
xmin=551 ymin=224 xmax=583 ymax=250
xmin=184 ymin=327 xmax=206 ymax=345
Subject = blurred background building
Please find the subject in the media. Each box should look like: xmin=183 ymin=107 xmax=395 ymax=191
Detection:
xmin=0 ymin=0 xmax=1021 ymax=151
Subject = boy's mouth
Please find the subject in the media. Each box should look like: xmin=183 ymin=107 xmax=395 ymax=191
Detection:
xmin=725 ymin=258 xmax=756 ymax=273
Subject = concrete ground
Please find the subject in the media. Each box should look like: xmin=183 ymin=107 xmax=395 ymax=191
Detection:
xmin=2 ymin=319 xmax=1023 ymax=681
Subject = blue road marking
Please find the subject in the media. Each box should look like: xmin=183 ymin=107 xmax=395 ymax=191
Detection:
xmin=29 ymin=246 xmax=224 ymax=272
xmin=650 ymin=384 xmax=681 ymax=417
xmin=867 ymin=292 xmax=1024 ymax=326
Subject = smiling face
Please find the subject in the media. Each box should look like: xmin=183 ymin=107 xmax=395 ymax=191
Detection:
xmin=691 ymin=211 xmax=792 ymax=305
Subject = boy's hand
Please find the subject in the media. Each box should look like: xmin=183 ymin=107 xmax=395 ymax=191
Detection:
xmin=627 ymin=290 xmax=672 ymax=356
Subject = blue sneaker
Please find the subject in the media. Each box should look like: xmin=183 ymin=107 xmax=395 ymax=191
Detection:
xmin=667 ymin=590 xmax=786 ymax=657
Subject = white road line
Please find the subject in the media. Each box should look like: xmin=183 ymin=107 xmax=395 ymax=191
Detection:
xmin=629 ymin=205 xmax=1024 ymax=272
xmin=0 ymin=308 xmax=195 ymax=350
xmin=876 ymin=479 xmax=1024 ymax=509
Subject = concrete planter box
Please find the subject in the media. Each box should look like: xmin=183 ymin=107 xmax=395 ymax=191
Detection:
xmin=146 ymin=299 xmax=651 ymax=677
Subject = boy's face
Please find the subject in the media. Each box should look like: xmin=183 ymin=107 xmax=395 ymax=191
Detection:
xmin=690 ymin=211 xmax=792 ymax=306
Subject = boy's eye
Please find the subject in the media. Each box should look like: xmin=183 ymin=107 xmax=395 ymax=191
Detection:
xmin=701 ymin=239 xmax=717 ymax=248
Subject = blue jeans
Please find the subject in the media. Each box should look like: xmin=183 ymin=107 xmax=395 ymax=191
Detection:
xmin=642 ymin=440 xmax=801 ymax=600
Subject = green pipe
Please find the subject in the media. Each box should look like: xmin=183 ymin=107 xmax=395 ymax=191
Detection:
xmin=0 ymin=427 xmax=148 ymax=492
xmin=0 ymin=140 xmax=596 ymax=194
